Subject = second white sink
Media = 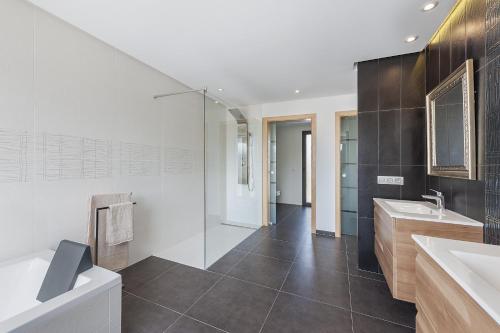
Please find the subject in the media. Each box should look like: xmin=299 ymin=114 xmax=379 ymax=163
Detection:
xmin=413 ymin=235 xmax=500 ymax=324
xmin=451 ymin=250 xmax=500 ymax=291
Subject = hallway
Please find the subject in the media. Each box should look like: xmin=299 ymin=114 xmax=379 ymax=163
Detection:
xmin=120 ymin=205 xmax=416 ymax=332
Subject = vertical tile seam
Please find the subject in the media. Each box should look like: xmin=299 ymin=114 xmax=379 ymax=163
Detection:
xmin=399 ymin=56 xmax=403 ymax=200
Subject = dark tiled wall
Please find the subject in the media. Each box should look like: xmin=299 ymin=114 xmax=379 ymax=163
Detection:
xmin=425 ymin=0 xmax=499 ymax=244
xmin=357 ymin=0 xmax=500 ymax=272
xmin=357 ymin=53 xmax=427 ymax=272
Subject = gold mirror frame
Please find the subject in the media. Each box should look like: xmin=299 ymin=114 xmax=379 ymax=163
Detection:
xmin=426 ymin=59 xmax=476 ymax=180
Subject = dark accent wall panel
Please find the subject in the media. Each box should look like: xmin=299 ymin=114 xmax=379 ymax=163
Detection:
xmin=358 ymin=164 xmax=378 ymax=219
xmin=357 ymin=52 xmax=426 ymax=272
xmin=402 ymin=53 xmax=426 ymax=108
xmin=466 ymin=0 xmax=486 ymax=69
xmin=426 ymin=41 xmax=440 ymax=92
xmin=358 ymin=218 xmax=377 ymax=270
xmin=401 ymin=108 xmax=426 ymax=166
xmin=358 ymin=111 xmax=378 ymax=165
xmin=451 ymin=1 xmax=467 ymax=71
xmin=485 ymin=0 xmax=500 ymax=244
xmin=402 ymin=166 xmax=426 ymax=200
xmin=357 ymin=61 xmax=379 ymax=112
xmin=357 ymin=0 xmax=500 ymax=271
xmin=439 ymin=25 xmax=452 ymax=81
xmin=426 ymin=0 xmax=500 ymax=244
xmin=378 ymin=57 xmax=401 ymax=110
xmin=379 ymin=110 xmax=400 ymax=165
xmin=426 ymin=0 xmax=487 ymax=233
xmin=424 ymin=0 xmax=498 ymax=244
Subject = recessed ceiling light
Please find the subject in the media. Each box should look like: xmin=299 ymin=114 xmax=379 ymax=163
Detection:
xmin=214 ymin=100 xmax=219 ymax=104
xmin=422 ymin=1 xmax=438 ymax=11
xmin=405 ymin=35 xmax=418 ymax=43
xmin=217 ymin=88 xmax=223 ymax=92
xmin=295 ymin=89 xmax=300 ymax=94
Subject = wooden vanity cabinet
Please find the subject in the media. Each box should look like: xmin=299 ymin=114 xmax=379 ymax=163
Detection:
xmin=415 ymin=244 xmax=500 ymax=333
xmin=373 ymin=201 xmax=483 ymax=303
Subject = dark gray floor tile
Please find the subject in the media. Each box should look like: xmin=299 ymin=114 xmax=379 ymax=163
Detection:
xmin=251 ymin=238 xmax=300 ymax=261
xmin=227 ymin=253 xmax=292 ymax=289
xmin=349 ymin=267 xmax=386 ymax=282
xmin=235 ymin=233 xmax=265 ymax=252
xmin=122 ymin=293 xmax=179 ymax=333
xmin=119 ymin=256 xmax=177 ymax=292
xmin=303 ymin=234 xmax=347 ymax=253
xmin=207 ymin=249 xmax=246 ymax=274
xmin=282 ymin=263 xmax=351 ymax=310
xmin=166 ymin=316 xmax=224 ymax=333
xmin=350 ymin=276 xmax=416 ymax=328
xmin=296 ymin=244 xmax=348 ymax=273
xmin=187 ymin=277 xmax=277 ymax=333
xmin=277 ymin=204 xmax=299 ymax=222
xmin=133 ymin=264 xmax=221 ymax=313
xmin=353 ymin=313 xmax=415 ymax=333
xmin=252 ymin=226 xmax=272 ymax=238
xmin=270 ymin=205 xmax=311 ymax=243
xmin=261 ymin=292 xmax=353 ymax=333
xmin=270 ymin=227 xmax=308 ymax=243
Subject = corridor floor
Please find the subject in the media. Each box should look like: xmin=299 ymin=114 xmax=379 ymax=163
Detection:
xmin=119 ymin=204 xmax=416 ymax=332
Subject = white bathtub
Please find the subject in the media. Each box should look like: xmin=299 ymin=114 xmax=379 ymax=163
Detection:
xmin=0 ymin=250 xmax=121 ymax=333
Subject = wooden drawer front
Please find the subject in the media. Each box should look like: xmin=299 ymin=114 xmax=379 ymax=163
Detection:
xmin=416 ymin=308 xmax=437 ymax=333
xmin=374 ymin=205 xmax=394 ymax=256
xmin=375 ymin=234 xmax=394 ymax=295
xmin=395 ymin=220 xmax=483 ymax=303
xmin=415 ymin=248 xmax=500 ymax=333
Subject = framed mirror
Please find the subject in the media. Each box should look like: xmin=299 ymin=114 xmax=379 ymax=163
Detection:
xmin=426 ymin=59 xmax=476 ymax=179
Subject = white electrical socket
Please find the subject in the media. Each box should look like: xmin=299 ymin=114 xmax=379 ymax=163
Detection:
xmin=377 ymin=176 xmax=404 ymax=186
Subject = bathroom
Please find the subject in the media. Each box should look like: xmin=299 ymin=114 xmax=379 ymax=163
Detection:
xmin=0 ymin=0 xmax=499 ymax=332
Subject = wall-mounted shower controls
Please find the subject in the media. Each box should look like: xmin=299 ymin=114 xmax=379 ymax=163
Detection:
xmin=229 ymin=108 xmax=249 ymax=185
xmin=377 ymin=176 xmax=404 ymax=185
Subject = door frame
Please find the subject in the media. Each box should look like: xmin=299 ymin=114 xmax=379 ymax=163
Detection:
xmin=302 ymin=130 xmax=312 ymax=207
xmin=335 ymin=110 xmax=357 ymax=237
xmin=262 ymin=114 xmax=317 ymax=233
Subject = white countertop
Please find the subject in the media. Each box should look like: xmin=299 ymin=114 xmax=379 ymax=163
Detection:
xmin=412 ymin=235 xmax=500 ymax=324
xmin=374 ymin=198 xmax=484 ymax=227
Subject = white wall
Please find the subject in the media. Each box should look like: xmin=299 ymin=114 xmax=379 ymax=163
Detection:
xmin=245 ymin=94 xmax=357 ymax=232
xmin=276 ymin=123 xmax=311 ymax=205
xmin=0 ymin=0 xmax=207 ymax=265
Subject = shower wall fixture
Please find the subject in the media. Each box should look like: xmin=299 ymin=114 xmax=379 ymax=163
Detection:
xmin=228 ymin=108 xmax=249 ymax=185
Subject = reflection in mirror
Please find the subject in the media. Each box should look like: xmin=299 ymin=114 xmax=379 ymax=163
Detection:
xmin=426 ymin=59 xmax=476 ymax=179
xmin=434 ymin=83 xmax=465 ymax=166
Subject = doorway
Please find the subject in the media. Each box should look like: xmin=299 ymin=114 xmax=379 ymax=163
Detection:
xmin=262 ymin=114 xmax=317 ymax=233
xmin=335 ymin=111 xmax=358 ymax=237
xmin=302 ymin=130 xmax=312 ymax=207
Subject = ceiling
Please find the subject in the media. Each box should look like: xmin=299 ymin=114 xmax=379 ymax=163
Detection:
xmin=28 ymin=0 xmax=456 ymax=106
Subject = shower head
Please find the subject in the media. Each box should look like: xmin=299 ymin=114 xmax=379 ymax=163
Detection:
xmin=228 ymin=108 xmax=247 ymax=124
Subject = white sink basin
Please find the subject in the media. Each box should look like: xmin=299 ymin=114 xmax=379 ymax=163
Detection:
xmin=451 ymin=250 xmax=500 ymax=291
xmin=374 ymin=198 xmax=483 ymax=227
xmin=384 ymin=200 xmax=443 ymax=216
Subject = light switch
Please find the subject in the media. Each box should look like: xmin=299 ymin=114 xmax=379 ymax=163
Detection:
xmin=377 ymin=176 xmax=404 ymax=186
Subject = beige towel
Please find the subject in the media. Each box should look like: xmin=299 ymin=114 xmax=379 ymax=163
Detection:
xmin=86 ymin=193 xmax=131 ymax=271
xmin=106 ymin=202 xmax=134 ymax=246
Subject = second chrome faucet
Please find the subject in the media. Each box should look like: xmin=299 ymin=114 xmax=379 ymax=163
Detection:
xmin=422 ymin=189 xmax=445 ymax=212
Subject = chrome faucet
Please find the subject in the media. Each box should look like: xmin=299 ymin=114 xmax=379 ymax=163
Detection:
xmin=422 ymin=189 xmax=445 ymax=212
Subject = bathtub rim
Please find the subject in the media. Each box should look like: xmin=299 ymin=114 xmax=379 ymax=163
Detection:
xmin=0 ymin=249 xmax=121 ymax=332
